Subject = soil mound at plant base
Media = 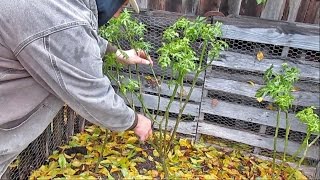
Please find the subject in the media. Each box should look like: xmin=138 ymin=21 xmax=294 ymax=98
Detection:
xmin=30 ymin=125 xmax=307 ymax=179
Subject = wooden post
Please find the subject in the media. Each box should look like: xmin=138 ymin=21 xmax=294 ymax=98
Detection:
xmin=148 ymin=0 xmax=165 ymax=10
xmin=287 ymin=0 xmax=302 ymax=22
xmin=228 ymin=0 xmax=242 ymax=15
xmin=260 ymin=0 xmax=286 ymax=20
xmin=198 ymin=0 xmax=221 ymax=15
xmin=182 ymin=0 xmax=197 ymax=14
xmin=136 ymin=0 xmax=148 ymax=9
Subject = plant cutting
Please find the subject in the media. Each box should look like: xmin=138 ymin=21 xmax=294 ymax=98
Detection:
xmin=256 ymin=63 xmax=300 ymax=177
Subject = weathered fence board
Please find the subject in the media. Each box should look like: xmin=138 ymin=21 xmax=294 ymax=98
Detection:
xmin=219 ymin=26 xmax=319 ymax=51
xmin=287 ymin=0 xmax=302 ymax=22
xmin=260 ymin=0 xmax=286 ymax=20
xmin=125 ymin=93 xmax=200 ymax=116
xmin=153 ymin=116 xmax=197 ymax=136
xmin=110 ymin=72 xmax=203 ymax=102
xmin=201 ymin=98 xmax=310 ymax=134
xmin=209 ymin=69 xmax=320 ymax=93
xmin=210 ymin=51 xmax=320 ymax=81
xmin=204 ymin=77 xmax=320 ymax=107
xmin=210 ymin=16 xmax=320 ymax=51
xmin=197 ymin=121 xmax=320 ymax=159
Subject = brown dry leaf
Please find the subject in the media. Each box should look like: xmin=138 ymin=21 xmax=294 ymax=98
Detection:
xmin=291 ymin=86 xmax=300 ymax=92
xmin=266 ymin=104 xmax=276 ymax=111
xmin=177 ymin=88 xmax=188 ymax=97
xmin=257 ymin=51 xmax=264 ymax=61
xmin=211 ymin=99 xmax=219 ymax=108
xmin=148 ymin=170 xmax=159 ymax=177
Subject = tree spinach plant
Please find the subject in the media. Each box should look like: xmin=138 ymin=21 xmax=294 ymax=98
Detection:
xmin=289 ymin=107 xmax=320 ymax=178
xmin=256 ymin=63 xmax=299 ymax=176
xmin=100 ymin=10 xmax=227 ymax=178
xmin=155 ymin=17 xmax=227 ymax=178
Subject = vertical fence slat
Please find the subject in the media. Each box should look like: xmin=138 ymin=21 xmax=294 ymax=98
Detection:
xmin=228 ymin=0 xmax=242 ymax=15
xmin=287 ymin=0 xmax=302 ymax=22
xmin=260 ymin=0 xmax=286 ymax=20
xmin=136 ymin=0 xmax=148 ymax=9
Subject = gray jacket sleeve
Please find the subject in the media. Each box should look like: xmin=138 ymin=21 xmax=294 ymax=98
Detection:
xmin=16 ymin=25 xmax=136 ymax=132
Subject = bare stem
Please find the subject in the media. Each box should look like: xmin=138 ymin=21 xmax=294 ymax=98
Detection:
xmin=288 ymin=134 xmax=319 ymax=179
xmin=272 ymin=108 xmax=281 ymax=179
xmin=162 ymin=82 xmax=180 ymax=151
xmin=165 ymin=71 xmax=200 ymax=154
xmin=283 ymin=111 xmax=290 ymax=162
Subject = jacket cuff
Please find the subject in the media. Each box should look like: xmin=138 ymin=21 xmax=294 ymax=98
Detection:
xmin=106 ymin=43 xmax=118 ymax=54
xmin=127 ymin=112 xmax=138 ymax=131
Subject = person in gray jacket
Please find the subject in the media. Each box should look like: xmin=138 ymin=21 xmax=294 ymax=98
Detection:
xmin=0 ymin=0 xmax=153 ymax=177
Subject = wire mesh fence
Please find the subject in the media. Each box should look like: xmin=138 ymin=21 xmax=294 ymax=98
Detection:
xmin=4 ymin=11 xmax=320 ymax=179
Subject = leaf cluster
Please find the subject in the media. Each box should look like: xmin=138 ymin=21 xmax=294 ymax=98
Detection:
xmin=99 ymin=9 xmax=151 ymax=52
xmin=256 ymin=63 xmax=300 ymax=111
xmin=296 ymin=107 xmax=320 ymax=134
xmin=158 ymin=17 xmax=227 ymax=75
xmin=120 ymin=79 xmax=140 ymax=94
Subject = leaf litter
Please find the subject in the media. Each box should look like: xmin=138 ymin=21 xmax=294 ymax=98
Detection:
xmin=30 ymin=125 xmax=307 ymax=179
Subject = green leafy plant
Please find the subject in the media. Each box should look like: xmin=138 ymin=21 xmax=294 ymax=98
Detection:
xmin=289 ymin=107 xmax=320 ymax=178
xmin=101 ymin=11 xmax=227 ymax=178
xmin=152 ymin=17 xmax=227 ymax=178
xmin=256 ymin=63 xmax=300 ymax=177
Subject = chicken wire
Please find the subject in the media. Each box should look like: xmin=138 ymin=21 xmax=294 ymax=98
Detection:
xmin=5 ymin=12 xmax=320 ymax=179
xmin=4 ymin=107 xmax=75 ymax=180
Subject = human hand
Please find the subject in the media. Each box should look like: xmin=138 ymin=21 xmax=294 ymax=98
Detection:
xmin=116 ymin=49 xmax=153 ymax=66
xmin=134 ymin=114 xmax=153 ymax=142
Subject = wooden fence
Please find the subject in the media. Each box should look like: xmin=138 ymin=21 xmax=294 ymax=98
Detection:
xmin=136 ymin=0 xmax=320 ymax=24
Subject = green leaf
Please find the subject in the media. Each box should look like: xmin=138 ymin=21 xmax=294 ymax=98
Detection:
xmin=58 ymin=154 xmax=67 ymax=169
xmin=121 ymin=168 xmax=129 ymax=177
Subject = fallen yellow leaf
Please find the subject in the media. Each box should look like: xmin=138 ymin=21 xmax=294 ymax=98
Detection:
xmin=257 ymin=97 xmax=264 ymax=103
xmin=110 ymin=166 xmax=120 ymax=173
xmin=179 ymin=139 xmax=191 ymax=148
xmin=257 ymin=51 xmax=264 ymax=61
xmin=71 ymin=160 xmax=82 ymax=167
xmin=127 ymin=136 xmax=138 ymax=144
xmin=153 ymin=150 xmax=160 ymax=157
xmin=147 ymin=156 xmax=154 ymax=161
xmin=247 ymin=81 xmax=255 ymax=86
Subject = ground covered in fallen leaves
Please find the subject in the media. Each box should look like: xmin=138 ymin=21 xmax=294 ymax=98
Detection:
xmin=30 ymin=125 xmax=307 ymax=179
